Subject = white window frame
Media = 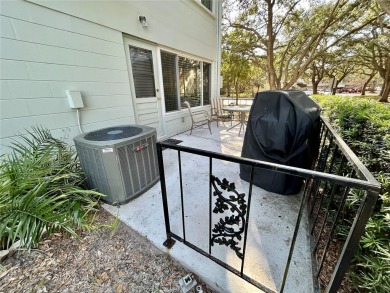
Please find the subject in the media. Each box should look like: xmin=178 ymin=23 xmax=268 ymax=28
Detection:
xmin=158 ymin=47 xmax=213 ymax=116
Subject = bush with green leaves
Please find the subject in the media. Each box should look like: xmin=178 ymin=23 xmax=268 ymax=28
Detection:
xmin=313 ymin=95 xmax=390 ymax=292
xmin=0 ymin=127 xmax=102 ymax=250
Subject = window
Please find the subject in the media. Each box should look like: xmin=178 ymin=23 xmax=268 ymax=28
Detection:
xmin=129 ymin=46 xmax=155 ymax=98
xmin=203 ymin=63 xmax=210 ymax=106
xmin=179 ymin=57 xmax=200 ymax=107
xmin=201 ymin=0 xmax=212 ymax=12
xmin=161 ymin=52 xmax=178 ymax=112
xmin=161 ymin=50 xmax=211 ymax=113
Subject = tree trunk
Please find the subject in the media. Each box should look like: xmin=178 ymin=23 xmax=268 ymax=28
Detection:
xmin=332 ymin=77 xmax=346 ymax=95
xmin=379 ymin=84 xmax=384 ymax=96
xmin=312 ymin=80 xmax=320 ymax=94
xmin=330 ymin=77 xmax=338 ymax=95
xmin=227 ymin=83 xmax=231 ymax=97
xmin=331 ymin=81 xmax=339 ymax=95
xmin=266 ymin=0 xmax=277 ymax=90
xmin=235 ymin=82 xmax=239 ymax=105
xmin=379 ymin=62 xmax=390 ymax=102
xmin=361 ymin=72 xmax=375 ymax=96
xmin=276 ymin=77 xmax=282 ymax=90
xmin=376 ymin=57 xmax=390 ymax=102
xmin=379 ymin=80 xmax=389 ymax=102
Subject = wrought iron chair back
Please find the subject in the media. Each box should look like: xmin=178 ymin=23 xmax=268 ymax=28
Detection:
xmin=211 ymin=97 xmax=231 ymax=127
xmin=184 ymin=101 xmax=212 ymax=135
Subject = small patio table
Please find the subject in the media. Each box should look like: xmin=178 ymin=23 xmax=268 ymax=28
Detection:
xmin=222 ymin=105 xmax=251 ymax=136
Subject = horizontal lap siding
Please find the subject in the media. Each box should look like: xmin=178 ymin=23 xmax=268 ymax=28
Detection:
xmin=0 ymin=1 xmax=135 ymax=154
xmin=22 ymin=0 xmax=220 ymax=140
xmin=25 ymin=0 xmax=218 ymax=60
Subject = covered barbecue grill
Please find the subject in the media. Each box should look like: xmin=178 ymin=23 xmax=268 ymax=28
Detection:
xmin=240 ymin=90 xmax=321 ymax=195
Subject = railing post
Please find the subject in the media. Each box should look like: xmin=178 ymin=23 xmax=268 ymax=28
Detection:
xmin=325 ymin=190 xmax=379 ymax=293
xmin=240 ymin=166 xmax=255 ymax=277
xmin=178 ymin=151 xmax=186 ymax=242
xmin=280 ymin=178 xmax=310 ymax=293
xmin=156 ymin=142 xmax=176 ymax=249
xmin=209 ymin=157 xmax=213 ymax=255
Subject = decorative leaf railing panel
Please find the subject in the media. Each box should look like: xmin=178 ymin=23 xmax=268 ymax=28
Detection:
xmin=210 ymin=175 xmax=247 ymax=259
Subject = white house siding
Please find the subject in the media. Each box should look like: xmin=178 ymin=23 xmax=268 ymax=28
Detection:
xmin=0 ymin=0 xmax=135 ymax=153
xmin=0 ymin=0 xmax=221 ymax=153
xmin=26 ymin=0 xmax=218 ymax=60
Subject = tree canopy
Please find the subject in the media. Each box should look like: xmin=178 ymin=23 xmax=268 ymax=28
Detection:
xmin=221 ymin=46 xmax=251 ymax=104
xmin=222 ymin=0 xmax=389 ymax=101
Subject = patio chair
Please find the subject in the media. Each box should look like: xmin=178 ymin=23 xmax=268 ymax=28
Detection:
xmin=211 ymin=97 xmax=231 ymax=127
xmin=184 ymin=101 xmax=212 ymax=135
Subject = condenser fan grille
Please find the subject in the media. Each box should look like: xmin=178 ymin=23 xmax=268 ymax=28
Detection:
xmin=84 ymin=126 xmax=143 ymax=141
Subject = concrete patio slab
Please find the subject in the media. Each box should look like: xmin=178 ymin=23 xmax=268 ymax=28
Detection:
xmin=104 ymin=123 xmax=314 ymax=293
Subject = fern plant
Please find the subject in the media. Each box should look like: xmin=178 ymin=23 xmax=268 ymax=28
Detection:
xmin=0 ymin=127 xmax=102 ymax=250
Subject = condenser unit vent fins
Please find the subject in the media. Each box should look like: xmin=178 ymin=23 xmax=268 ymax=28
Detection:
xmin=73 ymin=125 xmax=159 ymax=205
xmin=75 ymin=144 xmax=110 ymax=196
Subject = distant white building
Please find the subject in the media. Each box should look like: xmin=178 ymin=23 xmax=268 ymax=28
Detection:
xmin=0 ymin=0 xmax=222 ymax=153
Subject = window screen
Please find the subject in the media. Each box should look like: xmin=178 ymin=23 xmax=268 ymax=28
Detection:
xmin=129 ymin=46 xmax=155 ymax=98
xmin=179 ymin=57 xmax=200 ymax=107
xmin=203 ymin=63 xmax=211 ymax=105
xmin=161 ymin=51 xmax=179 ymax=112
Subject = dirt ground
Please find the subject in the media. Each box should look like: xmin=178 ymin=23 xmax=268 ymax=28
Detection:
xmin=0 ymin=209 xmax=215 ymax=293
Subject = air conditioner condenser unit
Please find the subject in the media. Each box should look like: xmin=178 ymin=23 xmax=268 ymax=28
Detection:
xmin=73 ymin=125 xmax=159 ymax=205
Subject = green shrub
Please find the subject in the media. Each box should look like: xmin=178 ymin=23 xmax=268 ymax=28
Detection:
xmin=0 ymin=127 xmax=102 ymax=250
xmin=313 ymin=95 xmax=390 ymax=292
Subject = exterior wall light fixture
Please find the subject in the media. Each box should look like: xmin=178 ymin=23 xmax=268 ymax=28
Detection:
xmin=139 ymin=15 xmax=148 ymax=28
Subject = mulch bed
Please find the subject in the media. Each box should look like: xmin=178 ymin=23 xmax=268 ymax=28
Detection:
xmin=0 ymin=209 xmax=215 ymax=293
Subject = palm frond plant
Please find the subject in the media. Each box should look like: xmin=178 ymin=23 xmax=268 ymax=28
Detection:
xmin=0 ymin=126 xmax=103 ymax=250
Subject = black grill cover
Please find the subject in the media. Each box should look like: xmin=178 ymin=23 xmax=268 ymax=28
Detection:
xmin=240 ymin=90 xmax=321 ymax=195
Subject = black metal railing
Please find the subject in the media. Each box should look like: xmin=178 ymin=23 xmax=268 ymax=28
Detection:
xmin=156 ymin=117 xmax=380 ymax=293
xmin=305 ymin=119 xmax=381 ymax=292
